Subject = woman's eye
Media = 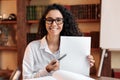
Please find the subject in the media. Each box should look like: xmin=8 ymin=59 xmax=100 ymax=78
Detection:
xmin=57 ymin=19 xmax=61 ymax=21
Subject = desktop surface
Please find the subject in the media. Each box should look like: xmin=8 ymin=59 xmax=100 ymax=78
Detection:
xmin=96 ymin=76 xmax=120 ymax=80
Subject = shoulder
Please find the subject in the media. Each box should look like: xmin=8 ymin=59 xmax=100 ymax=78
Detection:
xmin=27 ymin=40 xmax=41 ymax=49
xmin=26 ymin=36 xmax=46 ymax=50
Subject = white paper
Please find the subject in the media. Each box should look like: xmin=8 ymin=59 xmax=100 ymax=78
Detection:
xmin=24 ymin=76 xmax=57 ymax=80
xmin=53 ymin=70 xmax=95 ymax=80
xmin=24 ymin=70 xmax=94 ymax=80
xmin=60 ymin=36 xmax=91 ymax=76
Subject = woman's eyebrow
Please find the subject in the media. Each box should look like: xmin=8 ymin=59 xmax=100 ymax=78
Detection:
xmin=46 ymin=17 xmax=63 ymax=19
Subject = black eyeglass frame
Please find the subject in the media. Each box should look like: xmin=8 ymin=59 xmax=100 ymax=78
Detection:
xmin=44 ymin=18 xmax=64 ymax=25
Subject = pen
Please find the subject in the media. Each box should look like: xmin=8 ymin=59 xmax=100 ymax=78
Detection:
xmin=58 ymin=54 xmax=67 ymax=61
xmin=52 ymin=54 xmax=67 ymax=65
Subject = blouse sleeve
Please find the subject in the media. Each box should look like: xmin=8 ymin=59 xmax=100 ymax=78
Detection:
xmin=22 ymin=43 xmax=50 ymax=79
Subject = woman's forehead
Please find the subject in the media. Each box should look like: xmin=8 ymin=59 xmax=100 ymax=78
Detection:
xmin=46 ymin=10 xmax=63 ymax=18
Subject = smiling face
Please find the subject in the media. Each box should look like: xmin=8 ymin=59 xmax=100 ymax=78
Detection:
xmin=45 ymin=10 xmax=64 ymax=37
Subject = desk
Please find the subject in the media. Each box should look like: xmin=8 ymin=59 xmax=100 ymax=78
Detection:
xmin=0 ymin=69 xmax=13 ymax=79
xmin=97 ymin=77 xmax=120 ymax=80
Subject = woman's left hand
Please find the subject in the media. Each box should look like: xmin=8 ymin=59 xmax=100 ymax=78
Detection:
xmin=87 ymin=55 xmax=95 ymax=67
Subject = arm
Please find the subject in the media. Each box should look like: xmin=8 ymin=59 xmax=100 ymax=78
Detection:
xmin=22 ymin=43 xmax=50 ymax=79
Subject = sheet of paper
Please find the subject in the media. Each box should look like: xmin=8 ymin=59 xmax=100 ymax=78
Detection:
xmin=53 ymin=70 xmax=95 ymax=80
xmin=24 ymin=76 xmax=57 ymax=80
xmin=59 ymin=36 xmax=91 ymax=76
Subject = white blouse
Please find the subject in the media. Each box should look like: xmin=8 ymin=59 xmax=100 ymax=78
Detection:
xmin=22 ymin=36 xmax=60 ymax=79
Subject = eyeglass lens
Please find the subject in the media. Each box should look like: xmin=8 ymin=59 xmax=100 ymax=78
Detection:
xmin=45 ymin=18 xmax=63 ymax=25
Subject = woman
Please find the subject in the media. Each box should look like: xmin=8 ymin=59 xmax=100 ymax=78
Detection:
xmin=23 ymin=3 xmax=95 ymax=79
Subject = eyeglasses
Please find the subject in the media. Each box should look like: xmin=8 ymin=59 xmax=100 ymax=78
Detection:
xmin=45 ymin=18 xmax=64 ymax=25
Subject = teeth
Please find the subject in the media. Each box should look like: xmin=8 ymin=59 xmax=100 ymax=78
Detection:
xmin=49 ymin=27 xmax=58 ymax=30
xmin=52 ymin=28 xmax=57 ymax=30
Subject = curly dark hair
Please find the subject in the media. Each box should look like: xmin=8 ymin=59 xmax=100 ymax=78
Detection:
xmin=37 ymin=3 xmax=83 ymax=39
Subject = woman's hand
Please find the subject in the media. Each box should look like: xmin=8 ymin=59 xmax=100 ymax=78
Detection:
xmin=46 ymin=59 xmax=60 ymax=72
xmin=87 ymin=55 xmax=95 ymax=67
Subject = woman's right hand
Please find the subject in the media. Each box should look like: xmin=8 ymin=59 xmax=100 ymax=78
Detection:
xmin=46 ymin=59 xmax=60 ymax=72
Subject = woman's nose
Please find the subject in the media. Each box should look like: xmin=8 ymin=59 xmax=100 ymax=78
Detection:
xmin=51 ymin=20 xmax=57 ymax=25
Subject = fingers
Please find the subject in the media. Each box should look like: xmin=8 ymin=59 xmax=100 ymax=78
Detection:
xmin=51 ymin=60 xmax=57 ymax=65
xmin=87 ymin=55 xmax=95 ymax=67
xmin=90 ymin=60 xmax=95 ymax=67
xmin=51 ymin=60 xmax=60 ymax=71
xmin=46 ymin=59 xmax=60 ymax=72
xmin=87 ymin=55 xmax=94 ymax=60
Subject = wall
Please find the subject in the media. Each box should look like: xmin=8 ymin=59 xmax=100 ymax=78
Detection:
xmin=111 ymin=51 xmax=120 ymax=68
xmin=0 ymin=0 xmax=17 ymax=18
xmin=0 ymin=51 xmax=17 ymax=70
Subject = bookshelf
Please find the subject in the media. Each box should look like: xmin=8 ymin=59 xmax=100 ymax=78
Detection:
xmin=26 ymin=4 xmax=101 ymax=23
xmin=0 ymin=21 xmax=16 ymax=24
xmin=0 ymin=0 xmax=17 ymax=79
xmin=0 ymin=0 xmax=17 ymax=50
xmin=27 ymin=19 xmax=100 ymax=24
xmin=0 ymin=46 xmax=17 ymax=51
xmin=0 ymin=21 xmax=17 ymax=50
